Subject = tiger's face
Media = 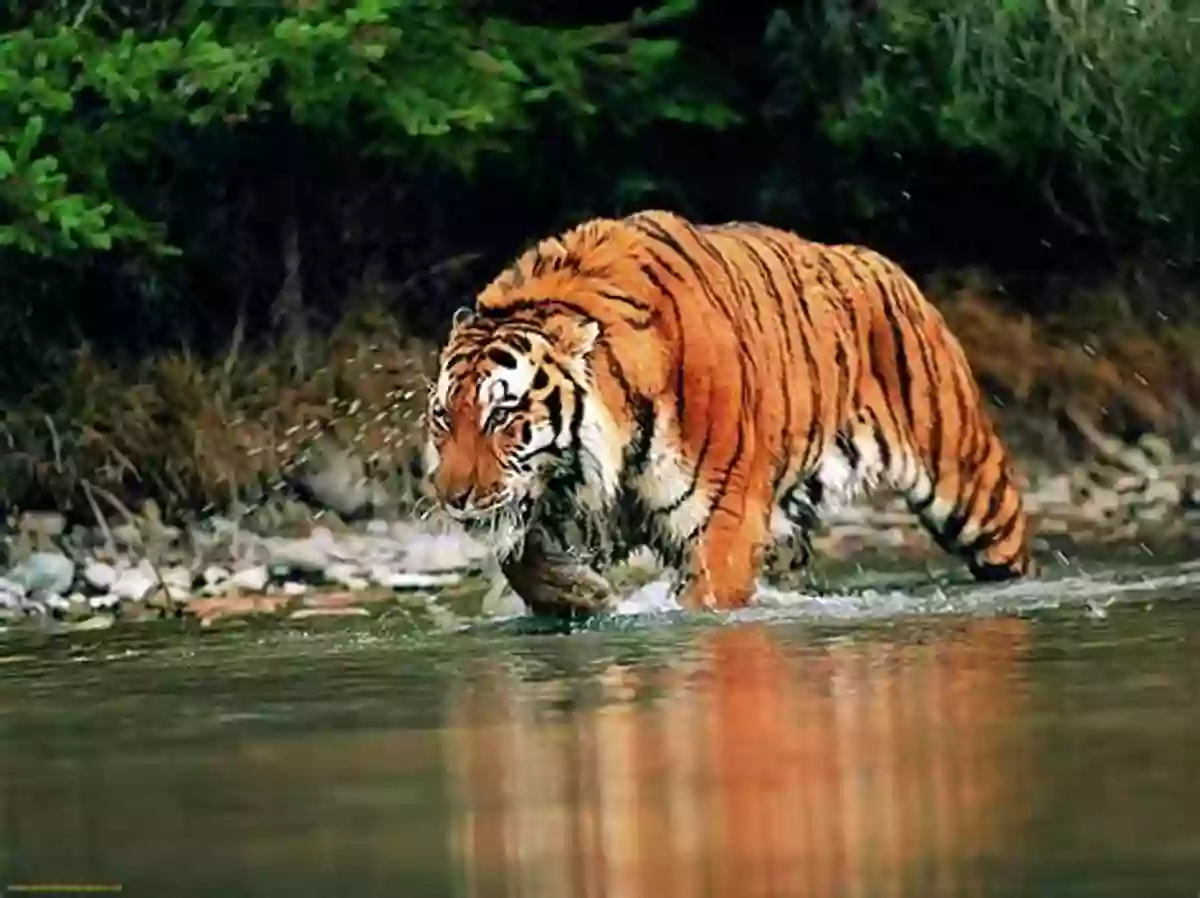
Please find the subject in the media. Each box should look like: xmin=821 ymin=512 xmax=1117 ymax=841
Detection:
xmin=424 ymin=310 xmax=600 ymax=552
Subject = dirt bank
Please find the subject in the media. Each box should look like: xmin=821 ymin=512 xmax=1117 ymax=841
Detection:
xmin=2 ymin=272 xmax=1198 ymax=631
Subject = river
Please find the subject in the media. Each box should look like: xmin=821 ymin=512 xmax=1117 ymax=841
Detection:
xmin=2 ymin=551 xmax=1199 ymax=897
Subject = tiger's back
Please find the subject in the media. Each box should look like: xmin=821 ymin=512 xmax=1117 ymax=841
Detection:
xmin=427 ymin=209 xmax=1033 ymax=615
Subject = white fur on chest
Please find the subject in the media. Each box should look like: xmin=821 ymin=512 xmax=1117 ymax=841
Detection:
xmin=571 ymin=391 xmax=625 ymax=514
xmin=630 ymin=414 xmax=711 ymax=544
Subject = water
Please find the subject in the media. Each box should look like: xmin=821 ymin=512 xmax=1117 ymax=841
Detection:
xmin=2 ymin=554 xmax=1199 ymax=897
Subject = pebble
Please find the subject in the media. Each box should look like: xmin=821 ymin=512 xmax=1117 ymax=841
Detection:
xmin=71 ymin=614 xmax=116 ymax=631
xmin=42 ymin=593 xmax=72 ymax=613
xmin=289 ymin=606 xmax=372 ymax=620
xmin=227 ymin=566 xmax=270 ymax=593
xmin=266 ymin=538 xmax=330 ymax=574
xmin=371 ymin=568 xmax=462 ymax=591
xmin=0 ymin=576 xmax=27 ymax=601
xmin=110 ymin=562 xmax=159 ymax=603
xmin=7 ymin=552 xmax=76 ymax=595
xmin=3 ymin=455 xmax=1200 ymax=633
xmin=82 ymin=561 xmax=118 ymax=592
xmin=199 ymin=565 xmax=227 ymax=586
xmin=325 ymin=562 xmax=371 ymax=591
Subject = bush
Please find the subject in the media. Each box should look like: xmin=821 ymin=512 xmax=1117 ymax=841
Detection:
xmin=761 ymin=0 xmax=1200 ymax=261
xmin=0 ymin=0 xmax=730 ymax=257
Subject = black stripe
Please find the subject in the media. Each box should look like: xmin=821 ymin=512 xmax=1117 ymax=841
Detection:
xmin=755 ymin=232 xmax=825 ymax=476
xmin=631 ymin=218 xmax=744 ymax=341
xmin=871 ymin=271 xmax=918 ymax=434
xmin=639 ymin=254 xmax=688 ymax=429
xmin=733 ymin=234 xmax=798 ymax=493
xmin=895 ymin=278 xmax=944 ymax=481
xmin=598 ymin=289 xmax=652 ymax=313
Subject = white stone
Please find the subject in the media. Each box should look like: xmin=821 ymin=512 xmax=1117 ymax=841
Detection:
xmin=7 ymin=552 xmax=75 ymax=595
xmin=325 ymin=561 xmax=371 ymax=591
xmin=43 ymin=593 xmax=71 ymax=612
xmin=227 ymin=566 xmax=270 ymax=593
xmin=369 ymin=567 xmax=461 ymax=590
xmin=266 ymin=538 xmax=330 ymax=574
xmin=82 ymin=561 xmax=118 ymax=592
xmin=202 ymin=565 xmax=230 ymax=586
xmin=110 ymin=566 xmax=158 ymax=602
xmin=399 ymin=532 xmax=489 ymax=572
xmin=0 ymin=577 xmax=27 ymax=600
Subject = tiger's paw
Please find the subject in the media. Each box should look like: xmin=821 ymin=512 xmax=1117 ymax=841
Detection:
xmin=501 ymin=552 xmax=618 ymax=619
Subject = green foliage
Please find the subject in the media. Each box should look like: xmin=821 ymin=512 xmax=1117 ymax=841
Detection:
xmin=765 ymin=0 xmax=1200 ymax=248
xmin=0 ymin=0 xmax=724 ymax=257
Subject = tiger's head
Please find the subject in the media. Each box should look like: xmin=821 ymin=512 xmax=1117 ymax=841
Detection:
xmin=424 ymin=307 xmax=602 ymax=554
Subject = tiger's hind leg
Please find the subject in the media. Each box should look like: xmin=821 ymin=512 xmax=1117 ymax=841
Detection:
xmin=762 ymin=528 xmax=816 ymax=583
xmin=764 ymin=478 xmax=824 ymax=584
xmin=903 ymin=440 xmax=1035 ymax=582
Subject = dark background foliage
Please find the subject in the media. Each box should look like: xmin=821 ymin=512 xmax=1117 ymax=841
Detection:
xmin=3 ymin=0 xmax=1198 ymax=517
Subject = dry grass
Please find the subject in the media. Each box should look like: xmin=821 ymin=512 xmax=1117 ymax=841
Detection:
xmin=2 ymin=272 xmax=1198 ymax=524
xmin=931 ymin=268 xmax=1200 ymax=451
xmin=0 ymin=305 xmax=437 ymax=523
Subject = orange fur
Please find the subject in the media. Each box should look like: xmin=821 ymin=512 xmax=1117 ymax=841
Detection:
xmin=425 ymin=210 xmax=1034 ymax=616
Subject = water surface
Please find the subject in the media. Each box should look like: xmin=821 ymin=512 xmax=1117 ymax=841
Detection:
xmin=2 ymin=555 xmax=1199 ymax=897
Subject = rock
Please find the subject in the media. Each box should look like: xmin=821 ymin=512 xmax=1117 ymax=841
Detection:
xmin=160 ymin=566 xmax=194 ymax=601
xmin=369 ymin=567 xmax=461 ymax=591
xmin=7 ymin=552 xmax=76 ymax=595
xmin=1029 ymin=473 xmax=1073 ymax=509
xmin=1079 ymin=487 xmax=1121 ymax=521
xmin=70 ymin=614 xmax=116 ymax=632
xmin=325 ymin=562 xmax=370 ymax=591
xmin=281 ymin=581 xmax=308 ymax=597
xmin=289 ymin=606 xmax=371 ymax=620
xmin=265 ymin=537 xmax=330 ymax=574
xmin=202 ymin=565 xmax=230 ymax=586
xmin=226 ymin=566 xmax=270 ymax=593
xmin=365 ymin=519 xmax=390 ymax=537
xmin=88 ymin=594 xmax=121 ymax=610
xmin=0 ymin=583 xmax=25 ymax=610
xmin=111 ymin=522 xmax=144 ymax=550
xmin=17 ymin=511 xmax=66 ymax=540
xmin=399 ymin=531 xmax=489 ymax=573
xmin=42 ymin=593 xmax=71 ymax=613
xmin=82 ymin=561 xmax=119 ymax=592
xmin=1143 ymin=478 xmax=1182 ymax=508
xmin=110 ymin=562 xmax=159 ymax=602
xmin=0 ymin=576 xmax=27 ymax=601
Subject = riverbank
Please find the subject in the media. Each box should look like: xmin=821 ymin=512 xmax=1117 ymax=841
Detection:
xmin=3 ymin=447 xmax=1199 ymax=634
xmin=2 ymin=273 xmax=1198 ymax=633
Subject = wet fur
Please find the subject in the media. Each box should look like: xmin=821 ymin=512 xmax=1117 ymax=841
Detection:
xmin=425 ymin=210 xmax=1035 ymax=615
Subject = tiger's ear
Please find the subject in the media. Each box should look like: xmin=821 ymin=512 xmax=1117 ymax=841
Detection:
xmin=545 ymin=316 xmax=600 ymax=358
xmin=451 ymin=306 xmax=477 ymax=329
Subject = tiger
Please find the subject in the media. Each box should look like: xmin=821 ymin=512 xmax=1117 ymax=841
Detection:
xmin=423 ymin=209 xmax=1035 ymax=617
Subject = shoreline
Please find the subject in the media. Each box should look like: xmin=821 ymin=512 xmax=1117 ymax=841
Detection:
xmin=3 ymin=446 xmax=1197 ymax=634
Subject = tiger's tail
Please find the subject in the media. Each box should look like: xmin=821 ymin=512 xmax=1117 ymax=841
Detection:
xmin=856 ymin=255 xmax=1035 ymax=581
xmin=907 ymin=425 xmax=1034 ymax=581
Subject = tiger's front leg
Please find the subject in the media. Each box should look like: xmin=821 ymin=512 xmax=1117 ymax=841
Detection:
xmin=500 ymin=529 xmax=618 ymax=619
xmin=675 ymin=497 xmax=772 ymax=612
